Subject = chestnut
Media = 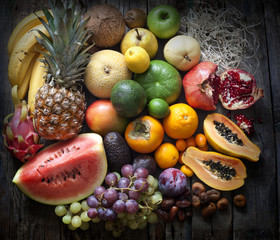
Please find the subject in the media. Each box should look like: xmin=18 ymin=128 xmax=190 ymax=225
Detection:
xmin=192 ymin=182 xmax=206 ymax=196
xmin=201 ymin=202 xmax=216 ymax=218
xmin=233 ymin=194 xmax=246 ymax=208
xmin=192 ymin=195 xmax=201 ymax=209
xmin=217 ymin=197 xmax=229 ymax=211
xmin=199 ymin=192 xmax=210 ymax=205
xmin=206 ymin=189 xmax=221 ymax=202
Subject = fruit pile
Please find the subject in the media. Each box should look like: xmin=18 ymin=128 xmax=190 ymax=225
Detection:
xmin=3 ymin=0 xmax=264 ymax=238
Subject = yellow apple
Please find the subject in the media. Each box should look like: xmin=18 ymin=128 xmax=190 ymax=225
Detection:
xmin=121 ymin=28 xmax=158 ymax=59
xmin=163 ymin=35 xmax=201 ymax=71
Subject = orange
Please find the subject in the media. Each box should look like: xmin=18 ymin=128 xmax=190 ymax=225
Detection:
xmin=163 ymin=103 xmax=198 ymax=139
xmin=176 ymin=139 xmax=187 ymax=152
xmin=195 ymin=133 xmax=207 ymax=148
xmin=180 ymin=165 xmax=194 ymax=177
xmin=154 ymin=143 xmax=179 ymax=169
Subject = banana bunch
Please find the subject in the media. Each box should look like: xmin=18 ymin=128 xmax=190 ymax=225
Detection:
xmin=7 ymin=10 xmax=49 ymax=103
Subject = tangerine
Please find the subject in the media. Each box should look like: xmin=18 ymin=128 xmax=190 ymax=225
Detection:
xmin=163 ymin=103 xmax=198 ymax=139
xmin=154 ymin=143 xmax=179 ymax=169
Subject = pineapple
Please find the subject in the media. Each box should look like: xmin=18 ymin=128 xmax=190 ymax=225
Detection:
xmin=34 ymin=0 xmax=92 ymax=140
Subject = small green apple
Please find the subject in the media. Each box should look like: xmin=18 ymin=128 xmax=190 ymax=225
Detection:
xmin=120 ymin=28 xmax=158 ymax=59
xmin=147 ymin=5 xmax=180 ymax=39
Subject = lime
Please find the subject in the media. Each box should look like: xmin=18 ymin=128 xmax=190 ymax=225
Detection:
xmin=134 ymin=60 xmax=182 ymax=104
xmin=148 ymin=98 xmax=170 ymax=119
xmin=110 ymin=80 xmax=147 ymax=118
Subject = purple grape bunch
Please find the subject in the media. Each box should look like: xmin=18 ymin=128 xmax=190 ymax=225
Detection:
xmin=86 ymin=164 xmax=151 ymax=222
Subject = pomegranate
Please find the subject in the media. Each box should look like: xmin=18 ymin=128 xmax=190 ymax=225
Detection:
xmin=183 ymin=61 xmax=220 ymax=111
xmin=234 ymin=114 xmax=254 ymax=136
xmin=219 ymin=69 xmax=264 ymax=110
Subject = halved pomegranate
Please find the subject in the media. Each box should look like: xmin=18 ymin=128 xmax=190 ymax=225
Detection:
xmin=182 ymin=61 xmax=220 ymax=111
xmin=219 ymin=69 xmax=264 ymax=110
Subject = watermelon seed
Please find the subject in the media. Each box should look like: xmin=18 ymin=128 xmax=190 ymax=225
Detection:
xmin=42 ymin=178 xmax=45 ymax=182
xmin=47 ymin=179 xmax=50 ymax=183
xmin=75 ymin=168 xmax=81 ymax=175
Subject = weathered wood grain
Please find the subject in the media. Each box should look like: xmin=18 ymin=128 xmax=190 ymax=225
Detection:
xmin=262 ymin=0 xmax=280 ymax=236
xmin=226 ymin=0 xmax=278 ymax=239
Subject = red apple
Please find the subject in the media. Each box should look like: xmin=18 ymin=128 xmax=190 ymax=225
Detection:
xmin=86 ymin=99 xmax=129 ymax=136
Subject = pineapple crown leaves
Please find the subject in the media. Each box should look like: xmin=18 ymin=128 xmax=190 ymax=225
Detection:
xmin=35 ymin=0 xmax=93 ymax=88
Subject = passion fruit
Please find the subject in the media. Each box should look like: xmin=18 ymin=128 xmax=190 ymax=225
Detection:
xmin=124 ymin=8 xmax=147 ymax=29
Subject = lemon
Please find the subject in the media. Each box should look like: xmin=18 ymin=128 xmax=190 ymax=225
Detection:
xmin=124 ymin=46 xmax=150 ymax=73
xmin=148 ymin=98 xmax=170 ymax=119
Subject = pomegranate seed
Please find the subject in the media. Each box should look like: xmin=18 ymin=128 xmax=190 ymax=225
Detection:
xmin=234 ymin=114 xmax=254 ymax=136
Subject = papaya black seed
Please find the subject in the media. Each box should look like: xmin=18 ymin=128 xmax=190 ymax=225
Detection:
xmin=203 ymin=160 xmax=236 ymax=181
xmin=213 ymin=120 xmax=243 ymax=146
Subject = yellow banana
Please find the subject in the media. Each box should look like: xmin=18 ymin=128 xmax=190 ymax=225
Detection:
xmin=8 ymin=23 xmax=49 ymax=87
xmin=28 ymin=53 xmax=47 ymax=115
xmin=17 ymin=52 xmax=40 ymax=100
xmin=8 ymin=10 xmax=47 ymax=57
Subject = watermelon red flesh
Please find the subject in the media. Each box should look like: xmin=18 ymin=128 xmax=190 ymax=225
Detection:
xmin=13 ymin=133 xmax=107 ymax=205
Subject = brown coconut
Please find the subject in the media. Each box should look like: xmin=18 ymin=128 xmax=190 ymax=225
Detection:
xmin=85 ymin=4 xmax=125 ymax=48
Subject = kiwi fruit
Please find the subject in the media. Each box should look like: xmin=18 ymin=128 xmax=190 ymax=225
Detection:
xmin=124 ymin=8 xmax=147 ymax=29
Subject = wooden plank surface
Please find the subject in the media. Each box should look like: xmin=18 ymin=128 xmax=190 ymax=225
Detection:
xmin=0 ymin=0 xmax=279 ymax=239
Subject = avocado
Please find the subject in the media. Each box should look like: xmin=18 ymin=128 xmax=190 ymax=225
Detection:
xmin=103 ymin=132 xmax=132 ymax=173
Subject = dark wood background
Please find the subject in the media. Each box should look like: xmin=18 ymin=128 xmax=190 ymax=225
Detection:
xmin=0 ymin=0 xmax=279 ymax=239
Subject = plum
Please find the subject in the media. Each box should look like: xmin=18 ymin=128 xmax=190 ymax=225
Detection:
xmin=159 ymin=168 xmax=187 ymax=197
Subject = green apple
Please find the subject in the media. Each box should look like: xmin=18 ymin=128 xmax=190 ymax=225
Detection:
xmin=147 ymin=5 xmax=180 ymax=39
xmin=120 ymin=28 xmax=158 ymax=59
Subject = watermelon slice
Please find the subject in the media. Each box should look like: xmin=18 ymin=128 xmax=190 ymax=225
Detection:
xmin=13 ymin=133 xmax=107 ymax=205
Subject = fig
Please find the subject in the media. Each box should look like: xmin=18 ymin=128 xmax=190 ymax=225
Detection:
xmin=132 ymin=154 xmax=157 ymax=175
xmin=124 ymin=8 xmax=147 ymax=29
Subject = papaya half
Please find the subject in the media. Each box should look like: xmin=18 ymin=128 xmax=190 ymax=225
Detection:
xmin=203 ymin=113 xmax=261 ymax=161
xmin=182 ymin=147 xmax=247 ymax=191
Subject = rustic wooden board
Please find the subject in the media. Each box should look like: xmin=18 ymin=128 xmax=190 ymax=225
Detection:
xmin=1 ymin=0 xmax=280 ymax=239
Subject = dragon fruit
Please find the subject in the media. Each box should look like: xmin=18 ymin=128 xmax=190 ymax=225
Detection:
xmin=3 ymin=86 xmax=43 ymax=162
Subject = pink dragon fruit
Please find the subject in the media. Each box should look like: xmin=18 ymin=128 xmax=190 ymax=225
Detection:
xmin=3 ymin=86 xmax=43 ymax=162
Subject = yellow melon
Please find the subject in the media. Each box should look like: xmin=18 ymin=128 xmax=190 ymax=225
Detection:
xmin=85 ymin=50 xmax=132 ymax=98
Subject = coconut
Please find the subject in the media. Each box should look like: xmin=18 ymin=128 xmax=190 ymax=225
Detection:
xmin=85 ymin=4 xmax=126 ymax=48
